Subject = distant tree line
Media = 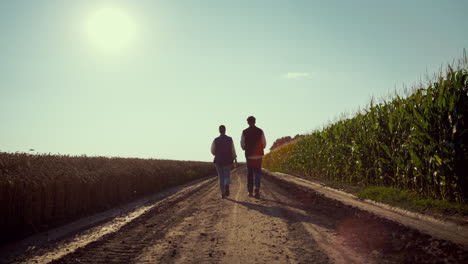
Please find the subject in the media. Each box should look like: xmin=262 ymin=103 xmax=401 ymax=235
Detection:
xmin=270 ymin=135 xmax=304 ymax=151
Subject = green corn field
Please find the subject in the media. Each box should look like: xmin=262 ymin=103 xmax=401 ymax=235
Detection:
xmin=264 ymin=54 xmax=468 ymax=203
xmin=0 ymin=153 xmax=216 ymax=244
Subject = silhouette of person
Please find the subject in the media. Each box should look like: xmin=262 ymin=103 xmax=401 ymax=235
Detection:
xmin=240 ymin=116 xmax=266 ymax=198
xmin=211 ymin=125 xmax=237 ymax=199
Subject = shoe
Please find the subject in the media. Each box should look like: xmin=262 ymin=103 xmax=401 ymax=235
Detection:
xmin=248 ymin=192 xmax=253 ymax=197
xmin=225 ymin=184 xmax=230 ymax=197
xmin=222 ymin=193 xmax=226 ymax=199
xmin=254 ymin=189 xmax=260 ymax=199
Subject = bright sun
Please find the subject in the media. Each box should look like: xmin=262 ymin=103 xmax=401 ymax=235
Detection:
xmin=84 ymin=7 xmax=137 ymax=53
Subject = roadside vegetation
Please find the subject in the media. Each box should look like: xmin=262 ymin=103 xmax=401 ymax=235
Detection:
xmin=0 ymin=152 xmax=215 ymax=244
xmin=356 ymin=186 xmax=468 ymax=216
xmin=264 ymin=52 xmax=468 ymax=214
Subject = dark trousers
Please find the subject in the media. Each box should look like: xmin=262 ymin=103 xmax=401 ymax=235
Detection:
xmin=247 ymin=158 xmax=262 ymax=193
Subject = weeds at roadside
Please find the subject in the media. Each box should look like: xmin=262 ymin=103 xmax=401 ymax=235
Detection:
xmin=356 ymin=186 xmax=468 ymax=216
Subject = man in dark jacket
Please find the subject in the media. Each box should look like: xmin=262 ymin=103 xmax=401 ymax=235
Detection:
xmin=211 ymin=125 xmax=237 ymax=198
xmin=240 ymin=116 xmax=266 ymax=198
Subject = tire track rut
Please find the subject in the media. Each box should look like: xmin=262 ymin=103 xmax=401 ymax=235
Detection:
xmin=50 ymin=180 xmax=217 ymax=264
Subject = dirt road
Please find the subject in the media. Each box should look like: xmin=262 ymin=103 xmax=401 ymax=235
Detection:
xmin=9 ymin=167 xmax=468 ymax=264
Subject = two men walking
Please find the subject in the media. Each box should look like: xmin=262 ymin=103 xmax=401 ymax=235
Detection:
xmin=211 ymin=116 xmax=266 ymax=199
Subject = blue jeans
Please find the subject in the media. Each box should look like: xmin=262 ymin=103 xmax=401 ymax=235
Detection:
xmin=215 ymin=164 xmax=231 ymax=194
xmin=247 ymin=161 xmax=262 ymax=193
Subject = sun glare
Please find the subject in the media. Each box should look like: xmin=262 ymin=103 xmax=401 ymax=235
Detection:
xmin=84 ymin=7 xmax=137 ymax=53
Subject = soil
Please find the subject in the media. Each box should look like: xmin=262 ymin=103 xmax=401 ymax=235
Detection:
xmin=3 ymin=167 xmax=468 ymax=264
xmin=287 ymin=171 xmax=468 ymax=226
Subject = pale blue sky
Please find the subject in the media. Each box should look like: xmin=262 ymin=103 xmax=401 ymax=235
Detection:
xmin=1 ymin=0 xmax=467 ymax=161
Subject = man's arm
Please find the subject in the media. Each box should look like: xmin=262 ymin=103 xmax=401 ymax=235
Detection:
xmin=231 ymin=141 xmax=237 ymax=159
xmin=240 ymin=132 xmax=246 ymax=150
xmin=211 ymin=140 xmax=216 ymax=155
xmin=261 ymin=132 xmax=266 ymax=149
xmin=232 ymin=141 xmax=238 ymax=166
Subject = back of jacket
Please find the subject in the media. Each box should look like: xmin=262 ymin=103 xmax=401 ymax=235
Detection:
xmin=214 ymin=135 xmax=234 ymax=165
xmin=243 ymin=126 xmax=264 ymax=157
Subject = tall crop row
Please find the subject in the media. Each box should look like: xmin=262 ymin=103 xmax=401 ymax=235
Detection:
xmin=0 ymin=153 xmax=215 ymax=244
xmin=264 ymin=58 xmax=468 ymax=203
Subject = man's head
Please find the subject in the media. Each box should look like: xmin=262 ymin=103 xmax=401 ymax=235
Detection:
xmin=219 ymin=125 xmax=226 ymax=135
xmin=247 ymin=116 xmax=256 ymax=126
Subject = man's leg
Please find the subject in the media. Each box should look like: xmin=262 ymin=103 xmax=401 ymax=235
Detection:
xmin=253 ymin=159 xmax=262 ymax=198
xmin=223 ymin=166 xmax=231 ymax=196
xmin=254 ymin=167 xmax=261 ymax=189
xmin=216 ymin=165 xmax=225 ymax=198
xmin=247 ymin=164 xmax=254 ymax=196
